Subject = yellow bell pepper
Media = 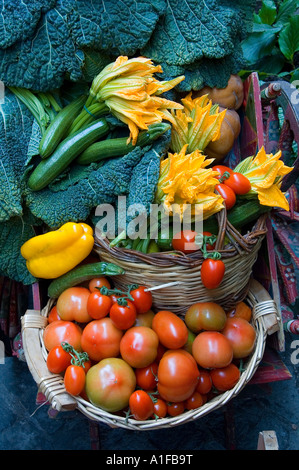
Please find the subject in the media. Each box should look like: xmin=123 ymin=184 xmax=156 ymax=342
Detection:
xmin=21 ymin=222 xmax=94 ymax=279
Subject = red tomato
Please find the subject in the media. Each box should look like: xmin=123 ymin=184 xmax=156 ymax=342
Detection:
xmin=212 ymin=165 xmax=233 ymax=179
xmin=201 ymin=258 xmax=225 ymax=289
xmin=224 ymin=172 xmax=251 ymax=195
xmin=184 ymin=302 xmax=227 ymax=333
xmin=134 ymin=309 xmax=155 ymax=328
xmin=48 ymin=305 xmax=61 ymax=323
xmin=185 ymin=391 xmax=204 ymax=410
xmin=46 ymin=345 xmax=72 ymax=373
xmin=221 ymin=317 xmax=256 ymax=359
xmin=64 ymin=364 xmax=86 ymax=396
xmin=196 ymin=370 xmax=213 ymax=395
xmin=129 ymin=286 xmax=153 ymax=314
xmin=129 ymin=390 xmax=154 ymax=421
xmin=215 ymin=183 xmax=236 ymax=210
xmin=85 ymin=358 xmax=136 ymax=412
xmin=167 ymin=402 xmax=185 ymax=417
xmin=120 ymin=326 xmax=159 ymax=368
xmin=151 ymin=310 xmax=189 ymax=349
xmin=135 ymin=362 xmax=158 ymax=390
xmin=192 ymin=331 xmax=233 ymax=369
xmin=43 ymin=320 xmax=82 ymax=352
xmin=172 ymin=230 xmax=200 ymax=253
xmin=86 ymin=291 xmax=112 ymax=320
xmin=210 ymin=363 xmax=241 ymax=391
xmin=227 ymin=301 xmax=252 ymax=322
xmin=157 ymin=349 xmax=199 ymax=402
xmin=88 ymin=277 xmax=111 ymax=292
xmin=56 ymin=287 xmax=92 ymax=323
xmin=81 ymin=317 xmax=123 ymax=362
xmin=110 ymin=300 xmax=137 ymax=330
xmin=153 ymin=398 xmax=168 ymax=418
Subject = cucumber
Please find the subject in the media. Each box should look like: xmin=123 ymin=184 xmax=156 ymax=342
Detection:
xmin=39 ymin=95 xmax=87 ymax=159
xmin=77 ymin=122 xmax=171 ymax=165
xmin=48 ymin=261 xmax=125 ymax=298
xmin=28 ymin=118 xmax=110 ymax=191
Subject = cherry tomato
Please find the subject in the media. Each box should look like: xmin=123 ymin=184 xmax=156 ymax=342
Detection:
xmin=172 ymin=230 xmax=200 ymax=253
xmin=215 ymin=183 xmax=236 ymax=210
xmin=185 ymin=302 xmax=227 ymax=333
xmin=109 ymin=300 xmax=137 ymax=330
xmin=152 ymin=310 xmax=189 ymax=349
xmin=185 ymin=391 xmax=204 ymax=410
xmin=201 ymin=258 xmax=225 ymax=289
xmin=135 ymin=362 xmax=158 ymax=390
xmin=43 ymin=320 xmax=82 ymax=352
xmin=157 ymin=349 xmax=199 ymax=402
xmin=46 ymin=345 xmax=72 ymax=373
xmin=227 ymin=301 xmax=252 ymax=322
xmin=129 ymin=286 xmax=153 ymax=314
xmin=221 ymin=317 xmax=256 ymax=359
xmin=56 ymin=287 xmax=92 ymax=323
xmin=224 ymin=172 xmax=251 ymax=195
xmin=48 ymin=305 xmax=61 ymax=323
xmin=85 ymin=358 xmax=136 ymax=412
xmin=81 ymin=317 xmax=123 ymax=362
xmin=134 ymin=309 xmax=155 ymax=328
xmin=192 ymin=331 xmax=233 ymax=369
xmin=120 ymin=326 xmax=159 ymax=368
xmin=64 ymin=364 xmax=86 ymax=396
xmin=129 ymin=390 xmax=154 ymax=421
xmin=88 ymin=277 xmax=111 ymax=292
xmin=167 ymin=402 xmax=185 ymax=417
xmin=87 ymin=291 xmax=112 ymax=319
xmin=210 ymin=363 xmax=241 ymax=391
xmin=212 ymin=165 xmax=234 ymax=179
xmin=196 ymin=370 xmax=213 ymax=395
xmin=153 ymin=398 xmax=168 ymax=418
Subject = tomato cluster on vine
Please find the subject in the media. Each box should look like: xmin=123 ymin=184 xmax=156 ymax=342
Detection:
xmin=43 ymin=276 xmax=256 ymax=421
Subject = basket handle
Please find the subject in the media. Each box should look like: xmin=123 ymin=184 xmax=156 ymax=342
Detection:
xmin=249 ymin=279 xmax=281 ymax=335
xmin=21 ymin=309 xmax=77 ymax=412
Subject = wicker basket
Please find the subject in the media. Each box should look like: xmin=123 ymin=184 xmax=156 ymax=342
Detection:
xmin=94 ymin=209 xmax=268 ymax=316
xmin=21 ymin=278 xmax=280 ymax=431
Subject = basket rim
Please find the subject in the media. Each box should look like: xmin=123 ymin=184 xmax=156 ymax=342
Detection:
xmin=20 ymin=279 xmax=277 ymax=431
xmin=94 ymin=212 xmax=268 ymax=268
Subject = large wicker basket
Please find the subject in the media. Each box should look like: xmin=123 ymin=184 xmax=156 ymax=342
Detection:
xmin=21 ymin=279 xmax=280 ymax=431
xmin=94 ymin=208 xmax=268 ymax=316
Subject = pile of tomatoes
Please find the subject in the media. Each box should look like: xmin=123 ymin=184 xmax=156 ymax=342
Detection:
xmin=43 ymin=276 xmax=256 ymax=421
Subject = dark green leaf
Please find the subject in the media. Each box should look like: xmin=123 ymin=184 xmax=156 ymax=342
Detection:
xmin=278 ymin=16 xmax=299 ymax=61
xmin=258 ymin=0 xmax=277 ymax=25
xmin=276 ymin=0 xmax=298 ymax=26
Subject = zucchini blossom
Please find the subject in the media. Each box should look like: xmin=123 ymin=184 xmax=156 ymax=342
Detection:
xmin=73 ymin=56 xmax=185 ymax=144
xmin=155 ymin=144 xmax=224 ymax=220
xmin=234 ymin=146 xmax=293 ymax=211
xmin=170 ymin=92 xmax=226 ymax=153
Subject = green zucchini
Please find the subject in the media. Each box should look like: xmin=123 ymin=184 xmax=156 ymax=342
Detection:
xmin=39 ymin=95 xmax=87 ymax=159
xmin=203 ymin=200 xmax=271 ymax=234
xmin=28 ymin=118 xmax=110 ymax=191
xmin=76 ymin=122 xmax=171 ymax=165
xmin=48 ymin=261 xmax=125 ymax=298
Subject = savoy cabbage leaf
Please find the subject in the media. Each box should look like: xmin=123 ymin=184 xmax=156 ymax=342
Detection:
xmin=64 ymin=0 xmax=166 ymax=57
xmin=0 ymin=89 xmax=36 ymax=221
xmin=0 ymin=2 xmax=84 ymax=91
xmin=0 ymin=208 xmax=41 ymax=285
xmin=142 ymin=0 xmax=254 ymax=66
xmin=0 ymin=0 xmax=56 ymax=49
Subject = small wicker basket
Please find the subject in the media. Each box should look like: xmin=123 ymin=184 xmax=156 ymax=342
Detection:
xmin=21 ymin=278 xmax=280 ymax=431
xmin=94 ymin=209 xmax=268 ymax=316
